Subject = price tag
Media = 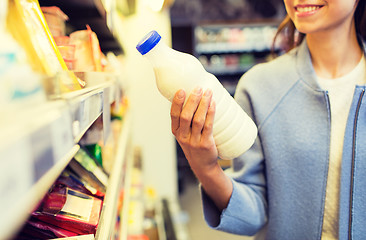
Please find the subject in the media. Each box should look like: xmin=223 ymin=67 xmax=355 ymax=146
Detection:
xmin=79 ymin=98 xmax=90 ymax=132
xmin=91 ymin=92 xmax=103 ymax=121
xmin=103 ymin=88 xmax=111 ymax=145
xmin=50 ymin=109 xmax=74 ymax=163
xmin=30 ymin=125 xmax=54 ymax=181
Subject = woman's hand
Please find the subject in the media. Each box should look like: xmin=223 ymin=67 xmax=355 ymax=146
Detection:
xmin=170 ymin=87 xmax=218 ymax=174
xmin=171 ymin=87 xmax=233 ymax=211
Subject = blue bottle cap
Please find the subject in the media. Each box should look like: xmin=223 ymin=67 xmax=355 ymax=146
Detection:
xmin=136 ymin=30 xmax=162 ymax=55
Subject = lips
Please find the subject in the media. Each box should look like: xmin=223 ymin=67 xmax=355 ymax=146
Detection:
xmin=294 ymin=4 xmax=324 ymax=16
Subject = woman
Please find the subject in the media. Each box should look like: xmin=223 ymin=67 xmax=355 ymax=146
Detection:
xmin=170 ymin=0 xmax=366 ymax=239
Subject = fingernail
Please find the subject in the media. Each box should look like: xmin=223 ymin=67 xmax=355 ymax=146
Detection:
xmin=204 ymin=89 xmax=212 ymax=97
xmin=193 ymin=87 xmax=202 ymax=95
xmin=177 ymin=89 xmax=185 ymax=99
xmin=209 ymin=100 xmax=216 ymax=109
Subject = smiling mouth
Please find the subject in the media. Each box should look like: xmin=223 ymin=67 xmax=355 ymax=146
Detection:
xmin=295 ymin=5 xmax=323 ymax=13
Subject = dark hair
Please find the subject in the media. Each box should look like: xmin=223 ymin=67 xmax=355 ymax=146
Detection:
xmin=273 ymin=1 xmax=366 ymax=53
xmin=355 ymin=0 xmax=366 ymax=40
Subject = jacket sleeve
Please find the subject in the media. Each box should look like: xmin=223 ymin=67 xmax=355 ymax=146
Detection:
xmin=200 ymin=71 xmax=268 ymax=236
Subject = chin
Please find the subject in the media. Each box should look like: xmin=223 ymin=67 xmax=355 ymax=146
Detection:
xmin=293 ymin=23 xmax=318 ymax=35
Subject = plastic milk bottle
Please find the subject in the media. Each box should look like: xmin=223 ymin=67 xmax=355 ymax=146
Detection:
xmin=136 ymin=30 xmax=257 ymax=160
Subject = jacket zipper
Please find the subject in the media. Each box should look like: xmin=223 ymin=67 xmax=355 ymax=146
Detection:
xmin=319 ymin=92 xmax=332 ymax=240
xmin=348 ymin=89 xmax=365 ymax=240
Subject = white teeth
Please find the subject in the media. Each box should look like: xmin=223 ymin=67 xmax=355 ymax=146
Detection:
xmin=297 ymin=6 xmax=320 ymax=12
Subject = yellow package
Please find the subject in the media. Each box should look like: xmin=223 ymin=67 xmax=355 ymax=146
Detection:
xmin=6 ymin=0 xmax=82 ymax=93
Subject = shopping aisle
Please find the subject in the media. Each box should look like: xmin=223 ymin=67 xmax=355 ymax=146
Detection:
xmin=179 ymin=168 xmax=254 ymax=240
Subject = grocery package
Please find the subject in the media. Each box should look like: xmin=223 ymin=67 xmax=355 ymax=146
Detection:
xmin=69 ymin=25 xmax=103 ymax=72
xmin=40 ymin=6 xmax=68 ymax=37
xmin=15 ymin=217 xmax=78 ymax=239
xmin=68 ymin=148 xmax=109 ymax=193
xmin=68 ymin=160 xmax=107 ymax=194
xmin=40 ymin=7 xmax=79 ymax=72
xmin=52 ymin=234 xmax=95 ymax=240
xmin=79 ymin=119 xmax=104 ymax=167
xmin=6 ymin=0 xmax=82 ymax=94
xmin=32 ymin=186 xmax=102 ymax=234
xmin=57 ymin=170 xmax=105 ymax=199
xmin=0 ymin=34 xmax=47 ymax=114
xmin=136 ymin=30 xmax=258 ymax=160
xmin=0 ymin=1 xmax=47 ymax=114
xmin=85 ymin=144 xmax=103 ymax=167
xmin=74 ymin=147 xmax=109 ymax=185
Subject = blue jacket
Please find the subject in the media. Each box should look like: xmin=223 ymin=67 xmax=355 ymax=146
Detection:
xmin=201 ymin=39 xmax=366 ymax=239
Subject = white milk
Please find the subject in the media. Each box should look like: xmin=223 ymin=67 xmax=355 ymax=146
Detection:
xmin=136 ymin=30 xmax=257 ymax=160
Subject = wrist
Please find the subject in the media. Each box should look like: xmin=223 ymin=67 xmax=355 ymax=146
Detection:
xmin=193 ymin=161 xmax=233 ymax=211
xmin=192 ymin=161 xmax=222 ymax=180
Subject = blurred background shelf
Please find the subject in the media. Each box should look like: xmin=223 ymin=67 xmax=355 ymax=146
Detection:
xmin=0 ymin=81 xmax=119 ymax=239
xmin=38 ymin=0 xmax=123 ymax=54
xmin=96 ymin=111 xmax=131 ymax=240
xmin=0 ymin=100 xmax=76 ymax=239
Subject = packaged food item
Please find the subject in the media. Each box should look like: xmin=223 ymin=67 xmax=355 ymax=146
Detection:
xmin=68 ymin=159 xmax=107 ymax=194
xmin=40 ymin=6 xmax=68 ymax=37
xmin=0 ymin=9 xmax=46 ymax=114
xmin=0 ymin=45 xmax=47 ymax=113
xmin=73 ymin=148 xmax=108 ymax=186
xmin=6 ymin=0 xmax=82 ymax=93
xmin=14 ymin=222 xmax=58 ymax=239
xmin=85 ymin=144 xmax=103 ymax=167
xmin=69 ymin=25 xmax=102 ymax=72
xmin=33 ymin=186 xmax=103 ymax=234
xmin=57 ymin=44 xmax=75 ymax=60
xmin=68 ymin=148 xmax=109 ymax=193
xmin=15 ymin=217 xmax=78 ymax=239
xmin=136 ymin=30 xmax=258 ymax=160
xmin=57 ymin=44 xmax=76 ymax=70
xmin=65 ymin=167 xmax=105 ymax=198
xmin=57 ymin=170 xmax=105 ymax=199
xmin=54 ymin=36 xmax=70 ymax=45
xmin=51 ymin=234 xmax=95 ymax=240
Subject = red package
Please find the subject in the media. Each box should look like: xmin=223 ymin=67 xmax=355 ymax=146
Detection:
xmin=34 ymin=187 xmax=103 ymax=234
xmin=26 ymin=217 xmax=79 ymax=238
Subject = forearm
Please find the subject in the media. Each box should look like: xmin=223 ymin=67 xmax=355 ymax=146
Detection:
xmin=192 ymin=161 xmax=233 ymax=211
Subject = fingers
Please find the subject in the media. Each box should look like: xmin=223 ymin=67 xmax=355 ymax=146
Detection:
xmin=191 ymin=89 xmax=213 ymax=142
xmin=179 ymin=87 xmax=203 ymax=140
xmin=171 ymin=87 xmax=215 ymax=147
xmin=171 ymin=89 xmax=186 ymax=135
xmin=201 ymin=100 xmax=215 ymax=141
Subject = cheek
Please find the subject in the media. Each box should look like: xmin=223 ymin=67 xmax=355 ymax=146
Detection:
xmin=283 ymin=1 xmax=295 ymax=18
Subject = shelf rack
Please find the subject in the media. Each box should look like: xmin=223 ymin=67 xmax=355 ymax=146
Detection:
xmin=38 ymin=0 xmax=123 ymax=55
xmin=0 ymin=77 xmax=120 ymax=240
xmin=96 ymin=111 xmax=131 ymax=239
xmin=193 ymin=21 xmax=282 ymax=78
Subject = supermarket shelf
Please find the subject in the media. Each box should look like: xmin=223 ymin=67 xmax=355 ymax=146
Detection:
xmin=95 ymin=111 xmax=131 ymax=239
xmin=38 ymin=0 xmax=123 ymax=54
xmin=204 ymin=65 xmax=253 ymax=75
xmin=0 ymin=100 xmax=77 ymax=240
xmin=65 ymin=87 xmax=104 ymax=143
xmin=0 ymin=80 xmax=118 ymax=239
xmin=195 ymin=43 xmax=274 ymax=54
xmin=62 ymin=79 xmax=118 ymax=143
xmin=118 ymin=136 xmax=134 ymax=240
xmin=193 ymin=22 xmax=281 ymax=58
